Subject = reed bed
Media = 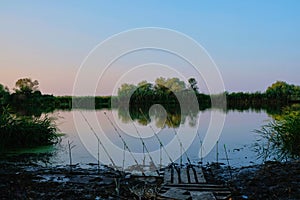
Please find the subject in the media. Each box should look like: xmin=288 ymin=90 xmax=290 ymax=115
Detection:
xmin=0 ymin=109 xmax=59 ymax=149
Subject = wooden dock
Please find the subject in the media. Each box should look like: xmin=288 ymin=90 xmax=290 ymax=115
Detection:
xmin=158 ymin=165 xmax=231 ymax=200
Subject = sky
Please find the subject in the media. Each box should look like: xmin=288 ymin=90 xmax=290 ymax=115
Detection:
xmin=1 ymin=0 xmax=300 ymax=95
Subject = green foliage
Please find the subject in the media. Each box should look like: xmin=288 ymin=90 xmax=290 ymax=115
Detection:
xmin=155 ymin=77 xmax=186 ymax=92
xmin=70 ymin=96 xmax=111 ymax=109
xmin=3 ymin=78 xmax=56 ymax=116
xmin=266 ymin=81 xmax=300 ymax=102
xmin=14 ymin=78 xmax=39 ymax=94
xmin=256 ymin=105 xmax=300 ymax=160
xmin=10 ymin=92 xmax=56 ymax=116
xmin=0 ymin=84 xmax=10 ymax=108
xmin=0 ymin=78 xmax=59 ymax=149
xmin=117 ymin=83 xmax=137 ymax=98
xmin=224 ymin=81 xmax=300 ymax=113
xmin=0 ymin=108 xmax=59 ymax=149
xmin=117 ymin=77 xmax=205 ymax=107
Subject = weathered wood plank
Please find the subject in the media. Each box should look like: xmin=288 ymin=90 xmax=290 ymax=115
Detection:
xmin=160 ymin=166 xmax=231 ymax=199
xmin=193 ymin=166 xmax=206 ymax=183
xmin=180 ymin=167 xmax=189 ymax=183
xmin=163 ymin=168 xmax=172 ymax=184
xmin=164 ymin=183 xmax=227 ymax=188
xmin=164 ymin=186 xmax=230 ymax=192
xmin=173 ymin=167 xmax=180 ymax=184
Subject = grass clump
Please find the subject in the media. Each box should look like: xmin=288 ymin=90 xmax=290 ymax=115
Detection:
xmin=0 ymin=108 xmax=59 ymax=149
xmin=256 ymin=105 xmax=300 ymax=160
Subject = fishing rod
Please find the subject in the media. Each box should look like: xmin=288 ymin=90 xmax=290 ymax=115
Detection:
xmin=139 ymin=108 xmax=174 ymax=165
xmin=131 ymin=120 xmax=161 ymax=176
xmin=166 ymin=114 xmax=193 ymax=166
xmin=79 ymin=111 xmax=119 ymax=172
xmin=166 ymin=114 xmax=200 ymax=183
xmin=196 ymin=130 xmax=204 ymax=164
xmin=104 ymin=112 xmax=145 ymax=175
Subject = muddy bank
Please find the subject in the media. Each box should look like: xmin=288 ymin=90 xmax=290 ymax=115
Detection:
xmin=0 ymin=154 xmax=163 ymax=200
xmin=1 ymin=153 xmax=299 ymax=199
xmin=205 ymin=160 xmax=300 ymax=200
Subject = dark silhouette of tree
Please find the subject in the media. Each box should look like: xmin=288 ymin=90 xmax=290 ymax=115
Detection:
xmin=188 ymin=78 xmax=199 ymax=93
xmin=0 ymin=84 xmax=10 ymax=108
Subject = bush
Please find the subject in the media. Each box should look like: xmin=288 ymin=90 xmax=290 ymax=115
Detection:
xmin=256 ymin=105 xmax=300 ymax=160
xmin=0 ymin=108 xmax=59 ymax=149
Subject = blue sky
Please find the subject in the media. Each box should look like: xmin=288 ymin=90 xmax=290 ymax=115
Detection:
xmin=1 ymin=1 xmax=300 ymax=95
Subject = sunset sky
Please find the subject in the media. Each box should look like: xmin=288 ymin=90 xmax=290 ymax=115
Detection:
xmin=1 ymin=1 xmax=300 ymax=95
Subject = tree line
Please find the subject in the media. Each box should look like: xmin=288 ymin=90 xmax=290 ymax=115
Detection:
xmin=0 ymin=78 xmax=57 ymax=116
xmin=1 ymin=77 xmax=300 ymax=115
xmin=117 ymin=78 xmax=300 ymax=110
xmin=116 ymin=77 xmax=210 ymax=109
xmin=0 ymin=78 xmax=111 ymax=115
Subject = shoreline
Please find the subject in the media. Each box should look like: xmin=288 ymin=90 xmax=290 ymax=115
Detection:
xmin=1 ymin=153 xmax=299 ymax=199
xmin=205 ymin=160 xmax=300 ymax=200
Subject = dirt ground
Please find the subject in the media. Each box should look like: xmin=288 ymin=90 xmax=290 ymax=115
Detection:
xmin=206 ymin=160 xmax=300 ymax=200
xmin=0 ymin=153 xmax=299 ymax=200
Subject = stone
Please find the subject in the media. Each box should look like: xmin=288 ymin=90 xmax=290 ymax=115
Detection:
xmin=190 ymin=191 xmax=216 ymax=200
xmin=160 ymin=188 xmax=190 ymax=200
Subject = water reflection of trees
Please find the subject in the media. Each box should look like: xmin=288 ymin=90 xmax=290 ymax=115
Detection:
xmin=117 ymin=104 xmax=199 ymax=128
xmin=117 ymin=102 xmax=300 ymax=129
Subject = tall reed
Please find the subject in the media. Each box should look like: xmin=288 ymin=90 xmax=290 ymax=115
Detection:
xmin=0 ymin=108 xmax=59 ymax=149
xmin=255 ymin=106 xmax=300 ymax=160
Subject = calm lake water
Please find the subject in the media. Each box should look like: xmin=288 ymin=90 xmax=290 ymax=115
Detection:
xmin=31 ymin=108 xmax=271 ymax=171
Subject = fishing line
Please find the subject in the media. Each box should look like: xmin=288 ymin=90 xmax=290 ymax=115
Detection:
xmin=131 ymin=120 xmax=161 ymax=175
xmin=79 ymin=111 xmax=118 ymax=171
xmin=104 ymin=112 xmax=145 ymax=175
xmin=166 ymin=114 xmax=193 ymax=166
xmin=139 ymin=108 xmax=174 ymax=165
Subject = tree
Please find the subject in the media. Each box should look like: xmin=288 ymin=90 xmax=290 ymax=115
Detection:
xmin=136 ymin=81 xmax=154 ymax=99
xmin=117 ymin=83 xmax=137 ymax=98
xmin=0 ymin=84 xmax=10 ymax=107
xmin=188 ymin=78 xmax=199 ymax=93
xmin=14 ymin=78 xmax=39 ymax=95
xmin=266 ymin=81 xmax=293 ymax=102
xmin=0 ymin=84 xmax=9 ymax=95
xmin=154 ymin=77 xmax=186 ymax=92
xmin=165 ymin=78 xmax=186 ymax=92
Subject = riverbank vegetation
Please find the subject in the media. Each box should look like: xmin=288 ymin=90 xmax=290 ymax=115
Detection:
xmin=256 ymin=104 xmax=300 ymax=160
xmin=116 ymin=78 xmax=300 ymax=110
xmin=0 ymin=108 xmax=59 ymax=149
xmin=0 ymin=78 xmax=59 ymax=149
xmin=1 ymin=77 xmax=299 ymax=150
xmin=3 ymin=77 xmax=298 ymax=114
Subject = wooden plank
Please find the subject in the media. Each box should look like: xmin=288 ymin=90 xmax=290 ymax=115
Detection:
xmin=190 ymin=191 xmax=216 ymax=200
xmin=164 ymin=169 xmax=171 ymax=184
xmin=164 ymin=183 xmax=228 ymax=188
xmin=173 ymin=167 xmax=179 ymax=184
xmin=163 ymin=168 xmax=172 ymax=184
xmin=180 ymin=167 xmax=189 ymax=184
xmin=164 ymin=186 xmax=230 ymax=192
xmin=193 ymin=166 xmax=206 ymax=183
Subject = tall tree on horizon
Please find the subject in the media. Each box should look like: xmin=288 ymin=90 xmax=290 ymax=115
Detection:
xmin=188 ymin=78 xmax=199 ymax=93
